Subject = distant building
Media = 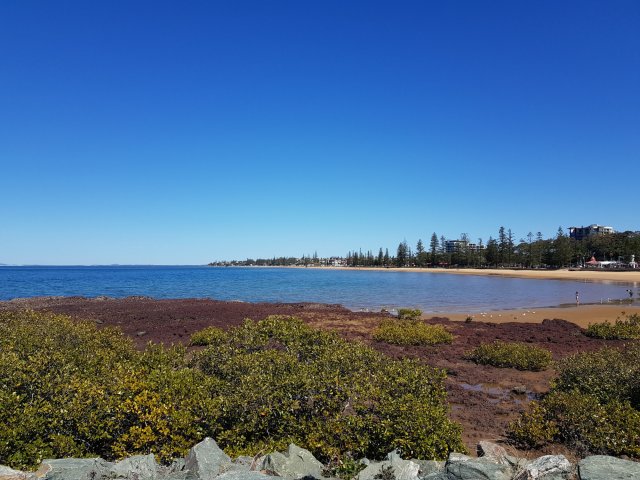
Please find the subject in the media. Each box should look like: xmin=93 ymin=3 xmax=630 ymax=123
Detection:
xmin=445 ymin=240 xmax=484 ymax=253
xmin=568 ymin=224 xmax=615 ymax=241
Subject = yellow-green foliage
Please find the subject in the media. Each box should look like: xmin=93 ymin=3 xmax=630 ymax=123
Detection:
xmin=0 ymin=310 xmax=464 ymax=469
xmin=373 ymin=319 xmax=453 ymax=346
xmin=397 ymin=308 xmax=422 ymax=320
xmin=585 ymin=313 xmax=640 ymax=340
xmin=465 ymin=341 xmax=552 ymax=371
xmin=189 ymin=326 xmax=229 ymax=346
xmin=191 ymin=315 xmax=464 ymax=461
xmin=508 ymin=344 xmax=640 ymax=457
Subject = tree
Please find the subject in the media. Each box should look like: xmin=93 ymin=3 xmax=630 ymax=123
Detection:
xmin=384 ymin=248 xmax=390 ymax=266
xmin=416 ymin=239 xmax=428 ymax=267
xmin=486 ymin=236 xmax=499 ymax=266
xmin=430 ymin=233 xmax=439 ymax=265
xmin=396 ymin=241 xmax=409 ymax=267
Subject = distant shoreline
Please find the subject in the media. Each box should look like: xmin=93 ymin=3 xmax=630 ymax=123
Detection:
xmin=281 ymin=265 xmax=640 ymax=283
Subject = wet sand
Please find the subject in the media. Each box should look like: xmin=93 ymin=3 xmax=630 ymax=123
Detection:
xmin=437 ymin=304 xmax=640 ymax=329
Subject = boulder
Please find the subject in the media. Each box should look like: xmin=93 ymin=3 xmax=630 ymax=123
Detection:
xmin=514 ymin=455 xmax=573 ymax=480
xmin=215 ymin=472 xmax=278 ymax=480
xmin=356 ymin=451 xmax=420 ymax=480
xmin=409 ymin=459 xmax=445 ymax=478
xmin=0 ymin=465 xmax=35 ymax=480
xmin=260 ymin=444 xmax=324 ymax=480
xmin=578 ymin=455 xmax=640 ymax=480
xmin=110 ymin=454 xmax=158 ymax=480
xmin=185 ymin=438 xmax=232 ymax=480
xmin=445 ymin=453 xmax=513 ymax=480
xmin=35 ymin=459 xmax=113 ymax=480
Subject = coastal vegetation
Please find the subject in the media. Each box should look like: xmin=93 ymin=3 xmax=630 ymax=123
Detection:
xmin=0 ymin=310 xmax=464 ymax=469
xmin=508 ymin=344 xmax=640 ymax=457
xmin=210 ymin=228 xmax=640 ymax=270
xmin=464 ymin=341 xmax=552 ymax=371
xmin=373 ymin=319 xmax=453 ymax=346
xmin=585 ymin=313 xmax=640 ymax=339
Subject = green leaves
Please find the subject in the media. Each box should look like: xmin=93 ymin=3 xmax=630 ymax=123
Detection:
xmin=465 ymin=341 xmax=552 ymax=371
xmin=0 ymin=311 xmax=464 ymax=469
xmin=373 ymin=319 xmax=453 ymax=346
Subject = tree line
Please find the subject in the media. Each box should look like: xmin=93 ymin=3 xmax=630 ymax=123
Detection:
xmin=209 ymin=227 xmax=640 ymax=269
xmin=345 ymin=227 xmax=640 ymax=269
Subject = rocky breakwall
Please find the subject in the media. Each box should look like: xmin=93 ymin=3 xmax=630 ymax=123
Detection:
xmin=1 ymin=438 xmax=639 ymax=480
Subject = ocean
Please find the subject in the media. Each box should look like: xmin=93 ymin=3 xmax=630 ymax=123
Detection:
xmin=0 ymin=265 xmax=636 ymax=313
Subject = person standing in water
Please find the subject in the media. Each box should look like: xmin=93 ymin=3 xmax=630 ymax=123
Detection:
xmin=576 ymin=291 xmax=580 ymax=306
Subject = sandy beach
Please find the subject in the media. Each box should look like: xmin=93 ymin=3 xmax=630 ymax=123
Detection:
xmin=436 ymin=303 xmax=640 ymax=329
xmin=324 ymin=265 xmax=640 ymax=283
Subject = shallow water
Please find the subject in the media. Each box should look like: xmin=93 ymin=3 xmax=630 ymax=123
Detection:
xmin=0 ymin=265 xmax=637 ymax=313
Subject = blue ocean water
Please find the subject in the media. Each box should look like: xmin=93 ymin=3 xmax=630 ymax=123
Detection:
xmin=0 ymin=266 xmax=637 ymax=313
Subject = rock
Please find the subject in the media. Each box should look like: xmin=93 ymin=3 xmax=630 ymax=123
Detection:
xmin=477 ymin=442 xmax=510 ymax=465
xmin=578 ymin=455 xmax=640 ymax=480
xmin=136 ymin=331 xmax=147 ymax=337
xmin=260 ymin=444 xmax=324 ymax=479
xmin=110 ymin=454 xmax=158 ymax=480
xmin=409 ymin=459 xmax=445 ymax=478
xmin=445 ymin=453 xmax=513 ymax=480
xmin=512 ymin=385 xmax=527 ymax=395
xmin=356 ymin=452 xmax=420 ymax=480
xmin=185 ymin=437 xmax=232 ymax=480
xmin=35 ymin=458 xmax=113 ymax=480
xmin=514 ymin=455 xmax=573 ymax=480
xmin=0 ymin=465 xmax=35 ymax=480
xmin=215 ymin=472 xmax=278 ymax=480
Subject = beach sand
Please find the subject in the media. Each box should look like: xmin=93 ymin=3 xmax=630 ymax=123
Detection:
xmin=435 ymin=303 xmax=640 ymax=329
xmin=325 ymin=265 xmax=640 ymax=283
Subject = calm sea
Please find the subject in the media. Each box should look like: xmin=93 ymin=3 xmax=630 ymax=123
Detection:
xmin=0 ymin=266 xmax=637 ymax=313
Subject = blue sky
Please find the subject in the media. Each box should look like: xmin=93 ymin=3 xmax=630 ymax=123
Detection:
xmin=1 ymin=1 xmax=639 ymax=264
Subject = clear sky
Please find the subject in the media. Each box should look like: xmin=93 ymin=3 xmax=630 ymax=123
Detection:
xmin=1 ymin=1 xmax=639 ymax=265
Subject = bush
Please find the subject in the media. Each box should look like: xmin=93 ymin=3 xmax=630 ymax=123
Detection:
xmin=189 ymin=326 xmax=229 ymax=346
xmin=373 ymin=319 xmax=453 ymax=346
xmin=508 ymin=391 xmax=640 ymax=457
xmin=192 ymin=316 xmax=465 ymax=461
xmin=397 ymin=308 xmax=422 ymax=320
xmin=508 ymin=343 xmax=640 ymax=457
xmin=553 ymin=345 xmax=640 ymax=407
xmin=465 ymin=341 xmax=552 ymax=371
xmin=585 ymin=313 xmax=640 ymax=340
xmin=0 ymin=310 xmax=465 ymax=469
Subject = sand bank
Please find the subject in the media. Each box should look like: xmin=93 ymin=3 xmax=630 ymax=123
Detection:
xmin=323 ymin=266 xmax=640 ymax=283
xmin=434 ymin=304 xmax=640 ymax=329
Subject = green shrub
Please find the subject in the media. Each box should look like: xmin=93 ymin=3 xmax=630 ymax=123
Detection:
xmin=192 ymin=316 xmax=464 ymax=461
xmin=397 ymin=308 xmax=422 ymax=320
xmin=508 ymin=391 xmax=640 ymax=457
xmin=553 ymin=345 xmax=640 ymax=407
xmin=0 ymin=310 xmax=465 ymax=469
xmin=508 ymin=343 xmax=640 ymax=457
xmin=373 ymin=319 xmax=453 ymax=346
xmin=585 ymin=313 xmax=640 ymax=340
xmin=465 ymin=341 xmax=552 ymax=371
xmin=189 ymin=326 xmax=229 ymax=346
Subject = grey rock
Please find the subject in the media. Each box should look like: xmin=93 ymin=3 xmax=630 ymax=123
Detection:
xmin=110 ymin=454 xmax=158 ymax=479
xmin=185 ymin=438 xmax=232 ymax=480
xmin=514 ymin=455 xmax=573 ymax=480
xmin=477 ymin=442 xmax=510 ymax=466
xmin=215 ymin=472 xmax=278 ymax=480
xmin=421 ymin=475 xmax=449 ymax=480
xmin=410 ymin=459 xmax=445 ymax=478
xmin=0 ymin=465 xmax=35 ymax=480
xmin=260 ymin=444 xmax=324 ymax=479
xmin=36 ymin=458 xmax=113 ymax=480
xmin=446 ymin=453 xmax=513 ymax=480
xmin=356 ymin=453 xmax=420 ymax=480
xmin=578 ymin=455 xmax=640 ymax=480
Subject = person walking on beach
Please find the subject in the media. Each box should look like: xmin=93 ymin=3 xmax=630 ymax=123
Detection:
xmin=575 ymin=291 xmax=579 ymax=306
